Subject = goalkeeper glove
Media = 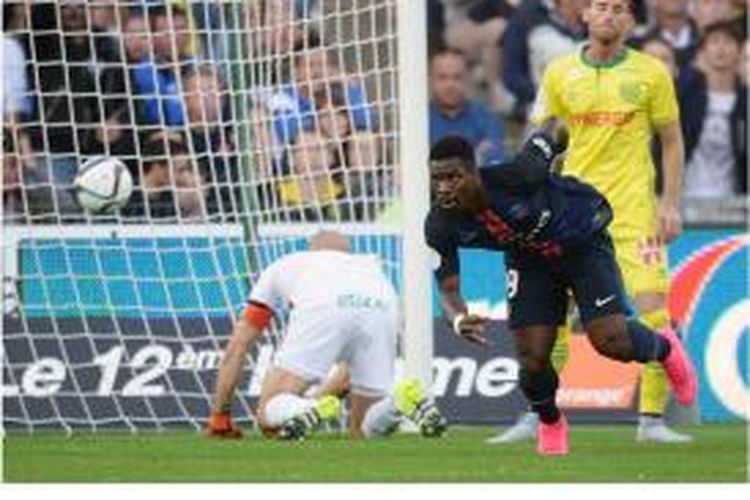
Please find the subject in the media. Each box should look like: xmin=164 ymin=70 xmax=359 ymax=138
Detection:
xmin=205 ymin=410 xmax=243 ymax=438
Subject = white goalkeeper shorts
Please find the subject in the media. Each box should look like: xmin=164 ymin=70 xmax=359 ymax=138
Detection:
xmin=273 ymin=293 xmax=397 ymax=397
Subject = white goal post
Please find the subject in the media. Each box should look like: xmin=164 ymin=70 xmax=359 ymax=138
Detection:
xmin=396 ymin=0 xmax=432 ymax=387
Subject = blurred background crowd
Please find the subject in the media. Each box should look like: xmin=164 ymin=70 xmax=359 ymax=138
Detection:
xmin=1 ymin=0 xmax=747 ymax=226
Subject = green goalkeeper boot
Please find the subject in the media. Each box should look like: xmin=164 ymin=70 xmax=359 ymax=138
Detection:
xmin=394 ymin=378 xmax=447 ymax=438
xmin=277 ymin=395 xmax=342 ymax=441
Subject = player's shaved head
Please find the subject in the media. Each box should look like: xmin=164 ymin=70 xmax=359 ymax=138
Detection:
xmin=308 ymin=230 xmax=351 ymax=252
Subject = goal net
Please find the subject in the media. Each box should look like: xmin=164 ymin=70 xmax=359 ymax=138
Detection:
xmin=2 ymin=0 xmax=430 ymax=433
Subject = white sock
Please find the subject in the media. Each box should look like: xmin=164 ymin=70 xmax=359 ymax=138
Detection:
xmin=639 ymin=415 xmax=665 ymax=427
xmin=361 ymin=397 xmax=402 ymax=438
xmin=262 ymin=393 xmax=316 ymax=428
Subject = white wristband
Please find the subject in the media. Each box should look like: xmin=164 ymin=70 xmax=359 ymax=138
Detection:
xmin=452 ymin=313 xmax=466 ymax=335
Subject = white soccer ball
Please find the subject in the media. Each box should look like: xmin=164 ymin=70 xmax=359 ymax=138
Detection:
xmin=74 ymin=156 xmax=133 ymax=213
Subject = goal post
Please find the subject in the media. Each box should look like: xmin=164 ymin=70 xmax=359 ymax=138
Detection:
xmin=1 ymin=0 xmax=433 ymax=432
xmin=395 ymin=0 xmax=432 ymax=387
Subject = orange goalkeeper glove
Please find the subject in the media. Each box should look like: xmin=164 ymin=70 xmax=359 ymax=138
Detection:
xmin=205 ymin=411 xmax=243 ymax=439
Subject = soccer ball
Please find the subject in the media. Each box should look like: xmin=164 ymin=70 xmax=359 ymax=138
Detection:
xmin=74 ymin=156 xmax=133 ymax=213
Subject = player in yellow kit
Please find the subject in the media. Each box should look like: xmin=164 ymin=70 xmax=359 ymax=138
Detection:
xmin=489 ymin=0 xmax=691 ymax=444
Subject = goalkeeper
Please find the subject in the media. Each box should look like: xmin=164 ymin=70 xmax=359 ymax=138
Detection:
xmin=206 ymin=230 xmax=446 ymax=440
xmin=424 ymin=129 xmax=696 ymax=455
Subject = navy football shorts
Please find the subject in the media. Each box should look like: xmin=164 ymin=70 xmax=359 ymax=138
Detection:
xmin=505 ymin=232 xmax=631 ymax=330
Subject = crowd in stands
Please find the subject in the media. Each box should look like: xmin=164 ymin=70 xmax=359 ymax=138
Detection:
xmin=2 ymin=0 xmax=747 ymax=227
xmin=429 ymin=0 xmax=747 ymax=199
xmin=2 ymin=0 xmax=239 ymax=224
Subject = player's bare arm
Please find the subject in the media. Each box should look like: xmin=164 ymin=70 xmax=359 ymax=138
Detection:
xmin=438 ymin=273 xmax=490 ymax=347
xmin=656 ymin=121 xmax=685 ymax=244
xmin=206 ymin=310 xmax=267 ymax=437
xmin=213 ymin=316 xmax=265 ymax=413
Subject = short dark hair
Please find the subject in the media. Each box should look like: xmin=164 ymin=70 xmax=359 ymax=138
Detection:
xmin=430 ymin=47 xmax=468 ymax=66
xmin=701 ymin=20 xmax=744 ymax=48
xmin=586 ymin=0 xmax=638 ymax=13
xmin=147 ymin=2 xmax=186 ymax=27
xmin=429 ymin=135 xmax=475 ymax=170
xmin=636 ymin=34 xmax=672 ymax=51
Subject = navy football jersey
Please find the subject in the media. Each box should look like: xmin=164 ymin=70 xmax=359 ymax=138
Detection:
xmin=425 ymin=164 xmax=612 ymax=281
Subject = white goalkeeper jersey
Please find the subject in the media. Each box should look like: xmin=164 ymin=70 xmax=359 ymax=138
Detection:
xmin=249 ymin=250 xmax=398 ymax=395
xmin=248 ymin=250 xmax=395 ymax=314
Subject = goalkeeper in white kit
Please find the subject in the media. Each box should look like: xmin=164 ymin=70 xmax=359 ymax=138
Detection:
xmin=206 ymin=231 xmax=446 ymax=440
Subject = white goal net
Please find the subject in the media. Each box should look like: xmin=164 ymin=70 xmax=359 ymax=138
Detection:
xmin=2 ymin=0 xmax=430 ymax=433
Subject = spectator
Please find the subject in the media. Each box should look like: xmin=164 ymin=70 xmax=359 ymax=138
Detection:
xmin=132 ymin=3 xmax=196 ymax=126
xmin=312 ymin=81 xmax=386 ymax=221
xmin=95 ymin=8 xmax=156 ymax=175
xmin=181 ymin=63 xmax=239 ymax=218
xmin=124 ymin=136 xmax=207 ymax=221
xmin=688 ymin=0 xmax=739 ymax=71
xmin=2 ymin=126 xmax=51 ymax=224
xmin=89 ymin=0 xmax=119 ymax=32
xmin=151 ymin=2 xmax=194 ymax=66
xmin=313 ymin=80 xmax=382 ymax=171
xmin=442 ymin=0 xmax=515 ymax=111
xmin=123 ymin=8 xmax=151 ymax=63
xmin=689 ymin=0 xmax=736 ymax=31
xmin=679 ymin=21 xmax=747 ymax=198
xmin=429 ymin=49 xmax=505 ymax=164
xmin=641 ymin=36 xmax=679 ymax=78
xmin=183 ymin=64 xmax=228 ymax=130
xmin=277 ymin=128 xmax=343 ymax=221
xmin=636 ymin=0 xmax=701 ymax=70
xmin=22 ymin=1 xmax=104 ymax=215
xmin=249 ymin=0 xmax=318 ymax=56
xmin=345 ymin=130 xmax=381 ymax=173
xmin=247 ymin=0 xmax=321 ymax=86
xmin=89 ymin=0 xmax=124 ymax=65
xmin=173 ymin=151 xmax=208 ymax=221
xmin=312 ymin=81 xmax=351 ymax=169
xmin=265 ymin=39 xmax=377 ymax=174
xmin=501 ymin=0 xmax=587 ymax=120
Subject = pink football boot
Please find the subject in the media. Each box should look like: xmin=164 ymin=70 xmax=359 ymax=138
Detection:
xmin=537 ymin=414 xmax=569 ymax=456
xmin=660 ymin=327 xmax=698 ymax=406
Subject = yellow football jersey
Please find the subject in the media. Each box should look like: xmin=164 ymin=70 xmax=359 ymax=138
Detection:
xmin=531 ymin=46 xmax=680 ymax=238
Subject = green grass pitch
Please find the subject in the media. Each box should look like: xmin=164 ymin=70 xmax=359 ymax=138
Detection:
xmin=3 ymin=424 xmax=747 ymax=482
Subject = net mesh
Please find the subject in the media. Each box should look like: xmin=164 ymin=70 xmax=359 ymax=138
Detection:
xmin=2 ymin=0 xmax=403 ymax=432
